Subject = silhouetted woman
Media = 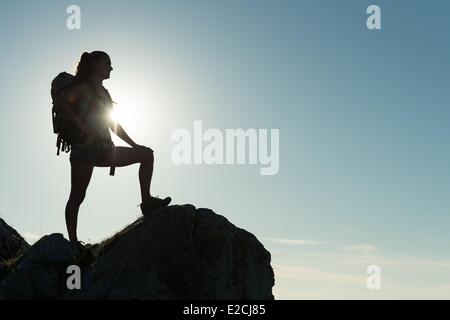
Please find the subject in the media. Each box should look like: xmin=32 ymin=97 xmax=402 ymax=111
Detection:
xmin=59 ymin=51 xmax=171 ymax=245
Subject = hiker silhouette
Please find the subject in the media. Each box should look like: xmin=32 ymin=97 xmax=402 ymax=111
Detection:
xmin=56 ymin=51 xmax=171 ymax=245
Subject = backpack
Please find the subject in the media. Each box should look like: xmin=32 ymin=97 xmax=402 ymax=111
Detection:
xmin=51 ymin=72 xmax=116 ymax=175
xmin=51 ymin=72 xmax=81 ymax=155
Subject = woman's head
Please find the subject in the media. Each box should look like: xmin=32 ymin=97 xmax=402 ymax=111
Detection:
xmin=73 ymin=51 xmax=113 ymax=85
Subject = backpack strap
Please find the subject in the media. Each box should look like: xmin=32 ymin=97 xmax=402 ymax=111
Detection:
xmin=108 ymin=139 xmax=115 ymax=176
xmin=56 ymin=136 xmax=61 ymax=156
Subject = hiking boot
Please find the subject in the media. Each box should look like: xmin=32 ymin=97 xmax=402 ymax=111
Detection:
xmin=72 ymin=241 xmax=95 ymax=267
xmin=71 ymin=241 xmax=85 ymax=257
xmin=140 ymin=196 xmax=172 ymax=215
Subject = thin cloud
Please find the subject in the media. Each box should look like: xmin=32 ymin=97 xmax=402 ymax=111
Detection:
xmin=339 ymin=244 xmax=380 ymax=254
xmin=271 ymin=245 xmax=450 ymax=299
xmin=267 ymin=238 xmax=328 ymax=246
xmin=289 ymin=249 xmax=450 ymax=272
xmin=273 ymin=263 xmax=365 ymax=285
xmin=274 ymin=265 xmax=450 ymax=299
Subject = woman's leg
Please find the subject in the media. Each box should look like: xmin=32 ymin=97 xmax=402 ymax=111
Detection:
xmin=101 ymin=147 xmax=154 ymax=203
xmin=65 ymin=164 xmax=94 ymax=243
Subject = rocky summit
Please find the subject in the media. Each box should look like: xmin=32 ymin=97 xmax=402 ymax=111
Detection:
xmin=0 ymin=205 xmax=274 ymax=300
xmin=0 ymin=218 xmax=29 ymax=262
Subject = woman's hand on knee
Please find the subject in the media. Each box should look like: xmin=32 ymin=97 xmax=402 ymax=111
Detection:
xmin=132 ymin=144 xmax=154 ymax=153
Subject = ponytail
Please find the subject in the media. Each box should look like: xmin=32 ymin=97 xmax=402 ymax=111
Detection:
xmin=72 ymin=51 xmax=109 ymax=87
xmin=80 ymin=51 xmax=91 ymax=64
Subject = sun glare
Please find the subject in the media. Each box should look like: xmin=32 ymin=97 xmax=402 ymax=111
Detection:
xmin=110 ymin=108 xmax=121 ymax=123
xmin=107 ymin=78 xmax=168 ymax=141
xmin=108 ymin=89 xmax=139 ymax=128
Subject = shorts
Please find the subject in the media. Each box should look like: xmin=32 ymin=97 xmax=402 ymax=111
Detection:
xmin=70 ymin=143 xmax=114 ymax=167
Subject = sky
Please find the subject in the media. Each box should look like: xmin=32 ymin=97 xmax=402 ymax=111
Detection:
xmin=1 ymin=0 xmax=449 ymax=299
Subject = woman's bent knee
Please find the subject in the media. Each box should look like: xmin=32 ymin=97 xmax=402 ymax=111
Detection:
xmin=142 ymin=149 xmax=154 ymax=164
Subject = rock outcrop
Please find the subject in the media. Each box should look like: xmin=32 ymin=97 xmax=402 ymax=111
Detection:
xmin=0 ymin=218 xmax=29 ymax=262
xmin=0 ymin=205 xmax=274 ymax=300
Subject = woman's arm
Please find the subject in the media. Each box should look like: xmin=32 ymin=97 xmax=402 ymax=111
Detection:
xmin=110 ymin=121 xmax=137 ymax=147
xmin=110 ymin=122 xmax=153 ymax=151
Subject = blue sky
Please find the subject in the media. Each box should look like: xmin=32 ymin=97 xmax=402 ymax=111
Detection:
xmin=1 ymin=0 xmax=449 ymax=299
